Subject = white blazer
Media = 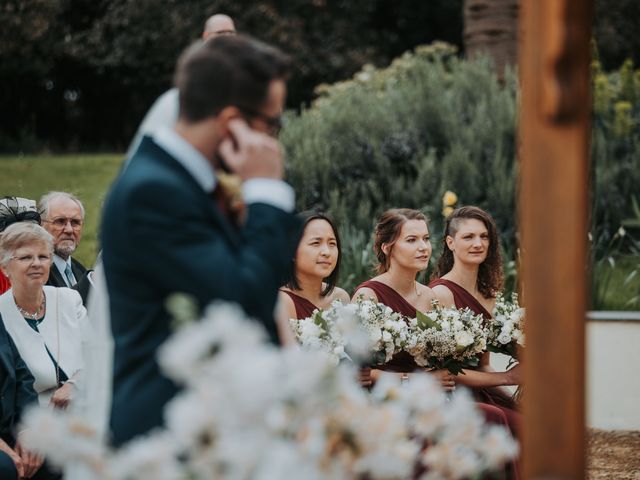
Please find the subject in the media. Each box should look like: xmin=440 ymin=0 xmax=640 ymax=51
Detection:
xmin=0 ymin=285 xmax=86 ymax=404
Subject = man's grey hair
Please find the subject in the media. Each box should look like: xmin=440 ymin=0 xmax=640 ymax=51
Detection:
xmin=0 ymin=222 xmax=54 ymax=268
xmin=39 ymin=191 xmax=85 ymax=219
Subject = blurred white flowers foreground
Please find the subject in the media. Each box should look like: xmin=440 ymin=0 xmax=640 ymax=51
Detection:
xmin=21 ymin=302 xmax=517 ymax=480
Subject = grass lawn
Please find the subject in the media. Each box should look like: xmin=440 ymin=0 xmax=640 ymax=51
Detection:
xmin=0 ymin=153 xmax=125 ymax=268
xmin=1 ymin=153 xmax=638 ymax=311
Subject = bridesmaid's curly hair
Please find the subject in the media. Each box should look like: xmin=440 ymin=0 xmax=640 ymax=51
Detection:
xmin=431 ymin=206 xmax=504 ymax=298
xmin=374 ymin=208 xmax=428 ymax=274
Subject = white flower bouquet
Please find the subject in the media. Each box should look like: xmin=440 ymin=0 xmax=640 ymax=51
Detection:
xmin=487 ymin=292 xmax=525 ymax=360
xmin=405 ymin=301 xmax=488 ymax=375
xmin=20 ymin=301 xmax=517 ymax=480
xmin=290 ymin=304 xmax=349 ymax=364
xmin=354 ymin=299 xmax=411 ymax=366
xmin=291 ymin=299 xmax=411 ymax=367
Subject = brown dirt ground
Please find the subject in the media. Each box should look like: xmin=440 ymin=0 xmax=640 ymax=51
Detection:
xmin=587 ymin=429 xmax=640 ymax=479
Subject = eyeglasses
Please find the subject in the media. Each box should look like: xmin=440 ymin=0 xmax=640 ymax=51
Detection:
xmin=43 ymin=217 xmax=83 ymax=230
xmin=11 ymin=254 xmax=52 ymax=265
xmin=236 ymin=106 xmax=283 ymax=136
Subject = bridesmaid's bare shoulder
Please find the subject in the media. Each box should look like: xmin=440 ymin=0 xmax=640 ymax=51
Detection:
xmin=430 ymin=283 xmax=455 ymax=308
xmin=330 ymin=287 xmax=350 ymax=304
xmin=278 ymin=289 xmax=297 ymax=319
xmin=416 ymin=284 xmax=438 ymax=311
xmin=352 ymin=286 xmax=378 ymax=303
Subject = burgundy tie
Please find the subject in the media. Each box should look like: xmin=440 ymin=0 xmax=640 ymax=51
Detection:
xmin=211 ymin=185 xmax=231 ymax=219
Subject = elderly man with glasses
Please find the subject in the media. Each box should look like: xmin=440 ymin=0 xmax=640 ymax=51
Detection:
xmin=38 ymin=192 xmax=90 ymax=302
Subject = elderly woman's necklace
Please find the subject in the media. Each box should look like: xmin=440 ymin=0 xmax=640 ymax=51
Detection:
xmin=15 ymin=291 xmax=46 ymax=320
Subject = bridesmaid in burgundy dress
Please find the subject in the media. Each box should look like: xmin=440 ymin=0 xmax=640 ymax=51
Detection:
xmin=430 ymin=206 xmax=521 ymax=427
xmin=430 ymin=206 xmax=521 ymax=478
xmin=352 ymin=208 xmax=455 ymax=390
xmin=279 ymin=212 xmax=349 ymax=322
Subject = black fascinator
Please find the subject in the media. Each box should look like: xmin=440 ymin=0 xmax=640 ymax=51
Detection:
xmin=0 ymin=196 xmax=41 ymax=233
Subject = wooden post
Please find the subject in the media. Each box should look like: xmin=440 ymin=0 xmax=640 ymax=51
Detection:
xmin=519 ymin=0 xmax=592 ymax=479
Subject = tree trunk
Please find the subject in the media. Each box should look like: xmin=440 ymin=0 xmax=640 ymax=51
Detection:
xmin=463 ymin=0 xmax=519 ymax=76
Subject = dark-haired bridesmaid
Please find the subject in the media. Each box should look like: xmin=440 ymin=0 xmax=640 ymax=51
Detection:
xmin=279 ymin=212 xmax=349 ymax=321
xmin=430 ymin=206 xmax=521 ymax=437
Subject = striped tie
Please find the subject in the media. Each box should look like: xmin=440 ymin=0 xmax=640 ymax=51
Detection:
xmin=64 ymin=264 xmax=76 ymax=287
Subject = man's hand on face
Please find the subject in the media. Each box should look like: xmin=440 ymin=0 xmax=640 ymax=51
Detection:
xmin=218 ymin=119 xmax=284 ymax=181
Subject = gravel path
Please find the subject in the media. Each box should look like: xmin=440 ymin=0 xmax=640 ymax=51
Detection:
xmin=587 ymin=429 xmax=640 ymax=479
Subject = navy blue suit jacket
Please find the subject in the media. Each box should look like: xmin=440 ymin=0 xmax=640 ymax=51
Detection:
xmin=101 ymin=136 xmax=301 ymax=446
xmin=0 ymin=316 xmax=38 ymax=444
xmin=46 ymin=257 xmax=91 ymax=305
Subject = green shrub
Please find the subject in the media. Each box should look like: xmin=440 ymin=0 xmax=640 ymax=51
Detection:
xmin=282 ymin=43 xmax=518 ymax=294
xmin=282 ymin=42 xmax=640 ymax=307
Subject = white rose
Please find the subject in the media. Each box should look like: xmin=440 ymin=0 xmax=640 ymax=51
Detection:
xmin=370 ymin=329 xmax=382 ymax=343
xmin=497 ymin=332 xmax=511 ymax=345
xmin=455 ymin=331 xmax=474 ymax=348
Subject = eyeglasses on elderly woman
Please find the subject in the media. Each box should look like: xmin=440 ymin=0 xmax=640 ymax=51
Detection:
xmin=10 ymin=254 xmax=52 ymax=265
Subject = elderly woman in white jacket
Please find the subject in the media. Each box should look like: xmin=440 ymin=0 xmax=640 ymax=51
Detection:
xmin=0 ymin=222 xmax=85 ymax=408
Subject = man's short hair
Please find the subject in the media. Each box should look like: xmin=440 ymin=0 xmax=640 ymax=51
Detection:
xmin=174 ymin=35 xmax=291 ymax=123
xmin=39 ymin=191 xmax=85 ymax=219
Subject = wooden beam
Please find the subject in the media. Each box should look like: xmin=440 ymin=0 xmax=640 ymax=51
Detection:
xmin=519 ymin=0 xmax=593 ymax=479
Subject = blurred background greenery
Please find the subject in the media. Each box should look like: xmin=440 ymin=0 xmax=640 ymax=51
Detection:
xmin=1 ymin=0 xmax=638 ymax=309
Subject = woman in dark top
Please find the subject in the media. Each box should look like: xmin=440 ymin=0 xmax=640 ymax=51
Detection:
xmin=279 ymin=212 xmax=349 ymax=321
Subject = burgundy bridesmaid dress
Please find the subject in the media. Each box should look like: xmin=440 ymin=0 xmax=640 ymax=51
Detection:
xmin=282 ymin=290 xmax=319 ymax=320
xmin=360 ymin=279 xmax=519 ymax=479
xmin=354 ymin=280 xmax=422 ymax=372
xmin=430 ymin=278 xmax=521 ymax=479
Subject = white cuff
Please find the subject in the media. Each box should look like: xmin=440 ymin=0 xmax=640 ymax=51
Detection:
xmin=242 ymin=179 xmax=295 ymax=212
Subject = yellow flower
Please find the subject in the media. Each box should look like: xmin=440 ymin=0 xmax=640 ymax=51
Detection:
xmin=614 ymin=101 xmax=633 ymax=137
xmin=442 ymin=206 xmax=454 ymax=218
xmin=442 ymin=190 xmax=458 ymax=207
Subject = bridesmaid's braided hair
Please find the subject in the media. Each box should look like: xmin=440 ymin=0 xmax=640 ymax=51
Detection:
xmin=432 ymin=206 xmax=504 ymax=298
xmin=373 ymin=208 xmax=428 ymax=274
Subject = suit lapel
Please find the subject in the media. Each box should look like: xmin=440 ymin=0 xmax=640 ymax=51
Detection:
xmin=47 ymin=264 xmax=66 ymax=288
xmin=143 ymin=138 xmax=241 ymax=247
xmin=71 ymin=258 xmax=86 ymax=279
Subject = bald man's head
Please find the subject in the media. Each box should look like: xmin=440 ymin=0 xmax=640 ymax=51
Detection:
xmin=203 ymin=14 xmax=236 ymax=39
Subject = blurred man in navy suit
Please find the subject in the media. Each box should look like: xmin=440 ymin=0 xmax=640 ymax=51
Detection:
xmin=101 ymin=35 xmax=300 ymax=446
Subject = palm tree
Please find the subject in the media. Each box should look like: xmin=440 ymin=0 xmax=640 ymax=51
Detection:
xmin=463 ymin=0 xmax=519 ymax=76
